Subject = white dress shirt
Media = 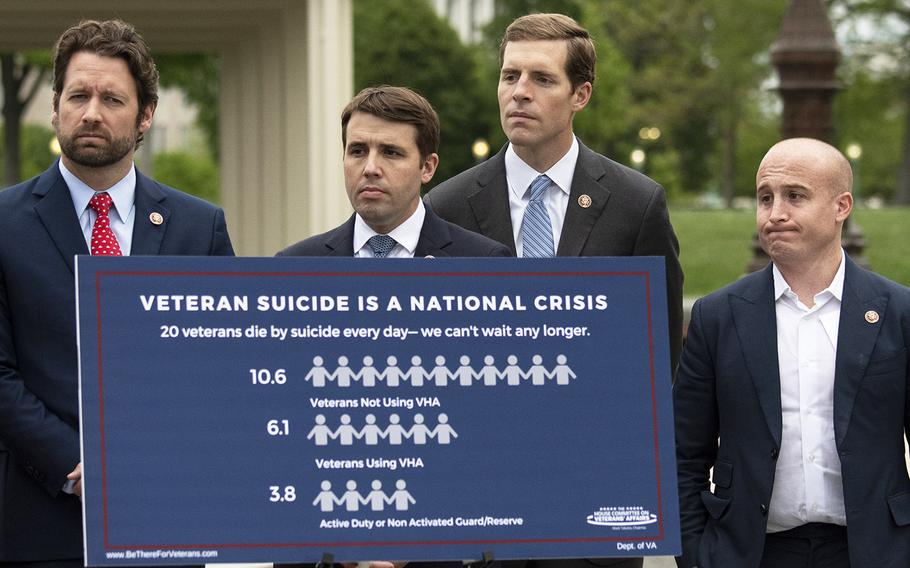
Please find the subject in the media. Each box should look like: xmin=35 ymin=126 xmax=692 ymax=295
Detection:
xmin=353 ymin=200 xmax=426 ymax=258
xmin=61 ymin=160 xmax=136 ymax=255
xmin=505 ymin=136 xmax=579 ymax=257
xmin=767 ymin=252 xmax=847 ymax=532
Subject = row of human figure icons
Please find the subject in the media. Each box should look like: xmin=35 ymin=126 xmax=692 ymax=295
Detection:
xmin=314 ymin=479 xmax=415 ymax=513
xmin=305 ymin=354 xmax=577 ymax=387
xmin=308 ymin=413 xmax=457 ymax=446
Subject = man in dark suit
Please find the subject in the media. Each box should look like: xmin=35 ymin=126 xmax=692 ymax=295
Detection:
xmin=674 ymin=138 xmax=910 ymax=567
xmin=425 ymin=13 xmax=682 ymax=382
xmin=276 ymin=86 xmax=506 ymax=568
xmin=278 ymin=86 xmax=509 ymax=259
xmin=426 ymin=15 xmax=680 ymax=567
xmin=0 ymin=19 xmax=233 ymax=566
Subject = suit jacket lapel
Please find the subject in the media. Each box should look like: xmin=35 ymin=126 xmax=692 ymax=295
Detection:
xmin=833 ymin=257 xmax=887 ymax=445
xmin=130 ymin=169 xmax=170 ymax=255
xmin=466 ymin=146 xmax=516 ymax=254
xmin=414 ymin=207 xmax=452 ymax=257
xmin=730 ymin=265 xmax=783 ymax=446
xmin=32 ymin=164 xmax=88 ymax=274
xmin=558 ymin=142 xmax=610 ymax=256
xmin=327 ymin=215 xmax=356 ymax=256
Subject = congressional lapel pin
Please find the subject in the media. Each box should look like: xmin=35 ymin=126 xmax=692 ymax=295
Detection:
xmin=864 ymin=310 xmax=880 ymax=324
xmin=149 ymin=212 xmax=164 ymax=226
xmin=578 ymin=194 xmax=592 ymax=208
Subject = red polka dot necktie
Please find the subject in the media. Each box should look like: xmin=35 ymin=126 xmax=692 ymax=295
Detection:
xmin=88 ymin=192 xmax=122 ymax=256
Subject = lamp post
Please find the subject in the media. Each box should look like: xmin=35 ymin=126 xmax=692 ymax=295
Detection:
xmin=747 ymin=0 xmax=868 ymax=272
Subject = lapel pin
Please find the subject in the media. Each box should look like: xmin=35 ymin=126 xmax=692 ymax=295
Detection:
xmin=149 ymin=212 xmax=164 ymax=226
xmin=578 ymin=194 xmax=592 ymax=208
xmin=864 ymin=310 xmax=880 ymax=324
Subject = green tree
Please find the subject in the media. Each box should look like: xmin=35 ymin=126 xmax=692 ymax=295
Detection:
xmin=156 ymin=53 xmax=220 ymax=159
xmin=703 ymin=0 xmax=788 ymax=204
xmin=831 ymin=0 xmax=909 ymax=202
xmin=353 ymin=0 xmax=489 ymax=184
xmin=153 ymin=150 xmax=219 ymax=203
xmin=1 ymin=51 xmax=51 ymax=185
xmin=0 ymin=123 xmax=55 ymax=183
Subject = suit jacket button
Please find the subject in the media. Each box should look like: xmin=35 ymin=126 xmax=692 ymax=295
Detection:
xmin=771 ymin=448 xmax=779 ymax=459
xmin=760 ymin=504 xmax=768 ymax=516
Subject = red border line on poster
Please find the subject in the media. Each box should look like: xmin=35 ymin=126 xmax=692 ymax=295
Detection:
xmin=92 ymin=270 xmax=662 ymax=551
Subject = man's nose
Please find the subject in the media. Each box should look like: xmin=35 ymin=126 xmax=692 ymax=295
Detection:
xmin=769 ymin=198 xmax=789 ymax=222
xmin=82 ymin=96 xmax=103 ymax=124
xmin=512 ymin=74 xmax=532 ymax=101
xmin=363 ymin=151 xmax=381 ymax=176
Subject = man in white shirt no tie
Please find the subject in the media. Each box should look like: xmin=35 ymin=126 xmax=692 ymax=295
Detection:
xmin=674 ymin=138 xmax=910 ymax=567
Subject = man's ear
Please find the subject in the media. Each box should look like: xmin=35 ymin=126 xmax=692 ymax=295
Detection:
xmin=834 ymin=191 xmax=853 ymax=223
xmin=137 ymin=103 xmax=156 ymax=134
xmin=421 ymin=153 xmax=440 ymax=184
xmin=572 ymin=81 xmax=592 ymax=112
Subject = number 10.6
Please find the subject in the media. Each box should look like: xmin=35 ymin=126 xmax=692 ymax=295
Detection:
xmin=250 ymin=368 xmax=287 ymax=385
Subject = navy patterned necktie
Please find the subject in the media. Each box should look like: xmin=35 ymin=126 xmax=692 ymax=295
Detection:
xmin=367 ymin=234 xmax=397 ymax=258
xmin=521 ymin=174 xmax=555 ymax=257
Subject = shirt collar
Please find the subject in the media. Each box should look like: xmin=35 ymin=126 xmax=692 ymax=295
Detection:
xmin=772 ymin=249 xmax=846 ymax=307
xmin=353 ymin=199 xmax=426 ymax=256
xmin=505 ymin=135 xmax=578 ymax=200
xmin=60 ymin=159 xmax=137 ymax=224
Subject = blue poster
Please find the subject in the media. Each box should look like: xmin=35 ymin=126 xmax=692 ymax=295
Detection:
xmin=76 ymin=256 xmax=680 ymax=565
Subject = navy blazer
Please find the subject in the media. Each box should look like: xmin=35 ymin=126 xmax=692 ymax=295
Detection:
xmin=276 ymin=206 xmax=512 ymax=258
xmin=425 ymin=141 xmax=683 ymax=378
xmin=0 ymin=162 xmax=234 ymax=561
xmin=275 ymin=206 xmax=507 ymax=568
xmin=674 ymin=257 xmax=910 ymax=567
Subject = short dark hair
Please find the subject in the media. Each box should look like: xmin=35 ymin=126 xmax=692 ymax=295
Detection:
xmin=53 ymin=19 xmax=159 ymax=143
xmin=500 ymin=13 xmax=596 ymax=89
xmin=341 ymin=86 xmax=440 ymax=161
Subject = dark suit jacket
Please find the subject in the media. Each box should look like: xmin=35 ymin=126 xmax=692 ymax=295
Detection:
xmin=426 ymin=143 xmax=663 ymax=568
xmin=0 ymin=162 xmax=234 ymax=561
xmin=276 ymin=206 xmax=512 ymax=258
xmin=674 ymin=257 xmax=910 ymax=568
xmin=424 ymin=142 xmax=683 ymax=376
xmin=275 ymin=206 xmax=506 ymax=568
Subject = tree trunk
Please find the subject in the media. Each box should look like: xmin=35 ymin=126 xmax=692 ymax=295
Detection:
xmin=1 ymin=53 xmax=23 ymax=186
xmin=721 ymin=117 xmax=738 ymax=209
xmin=894 ymin=88 xmax=910 ymax=204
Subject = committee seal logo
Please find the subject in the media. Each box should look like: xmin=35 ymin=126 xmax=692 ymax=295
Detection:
xmin=586 ymin=506 xmax=657 ymax=528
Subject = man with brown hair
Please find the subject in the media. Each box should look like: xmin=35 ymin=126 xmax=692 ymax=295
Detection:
xmin=278 ymin=86 xmax=508 ymax=258
xmin=426 ymin=14 xmax=681 ymax=568
xmin=425 ymin=13 xmax=682 ymax=380
xmin=0 ymin=19 xmax=233 ymax=566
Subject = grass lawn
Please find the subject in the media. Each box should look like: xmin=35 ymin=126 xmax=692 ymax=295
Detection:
xmin=670 ymin=207 xmax=910 ymax=298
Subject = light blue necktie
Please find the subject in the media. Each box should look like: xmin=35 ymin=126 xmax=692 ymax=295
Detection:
xmin=521 ymin=174 xmax=555 ymax=257
xmin=367 ymin=234 xmax=397 ymax=258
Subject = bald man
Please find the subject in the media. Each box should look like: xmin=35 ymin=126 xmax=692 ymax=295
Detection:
xmin=674 ymin=138 xmax=910 ymax=568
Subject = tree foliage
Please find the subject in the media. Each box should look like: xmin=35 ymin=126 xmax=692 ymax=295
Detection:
xmin=474 ymin=0 xmax=788 ymax=201
xmin=831 ymin=0 xmax=910 ymax=202
xmin=153 ymin=150 xmax=219 ymax=204
xmin=156 ymin=53 xmax=220 ymax=160
xmin=1 ymin=51 xmax=52 ymax=185
xmin=0 ymin=123 xmax=55 ymax=183
xmin=353 ymin=0 xmax=490 ymax=184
